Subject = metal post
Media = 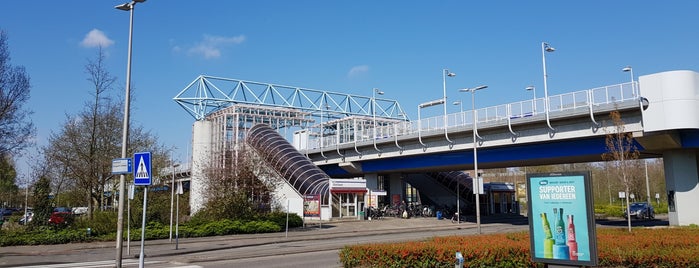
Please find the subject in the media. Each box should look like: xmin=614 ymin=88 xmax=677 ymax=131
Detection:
xmin=472 ymin=90 xmax=481 ymax=234
xmin=443 ymin=69 xmax=455 ymax=145
xmin=541 ymin=42 xmax=555 ymax=132
xmin=176 ymin=182 xmax=180 ymax=250
xmin=139 ymin=186 xmax=148 ymax=268
xmin=169 ymin=161 xmax=179 ymax=242
xmin=645 ymin=160 xmax=651 ymax=204
xmin=115 ymin=1 xmax=144 ymax=266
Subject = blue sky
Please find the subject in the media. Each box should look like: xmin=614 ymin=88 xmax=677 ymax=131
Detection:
xmin=3 ymin=1 xmax=699 ymax=178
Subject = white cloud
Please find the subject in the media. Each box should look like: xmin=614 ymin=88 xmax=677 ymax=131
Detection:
xmin=187 ymin=34 xmax=246 ymax=59
xmin=348 ymin=65 xmax=369 ymax=78
xmin=80 ymin=29 xmax=114 ymax=48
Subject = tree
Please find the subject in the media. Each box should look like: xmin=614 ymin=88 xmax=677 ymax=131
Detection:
xmin=42 ymin=49 xmax=168 ymax=219
xmin=195 ymin=145 xmax=280 ymax=221
xmin=0 ymin=30 xmax=34 ymax=156
xmin=30 ymin=175 xmax=52 ymax=228
xmin=0 ymin=154 xmax=19 ymax=207
xmin=602 ymin=110 xmax=640 ymax=232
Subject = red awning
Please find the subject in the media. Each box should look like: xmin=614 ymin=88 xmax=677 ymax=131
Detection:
xmin=330 ymin=188 xmax=367 ymax=194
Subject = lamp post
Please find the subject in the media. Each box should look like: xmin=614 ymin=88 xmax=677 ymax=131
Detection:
xmin=459 ymin=85 xmax=488 ymax=232
xmin=169 ymin=162 xmax=180 ymax=242
xmin=541 ymin=42 xmax=555 ymax=132
xmin=623 ymin=66 xmax=635 ymax=97
xmin=453 ymin=100 xmax=463 ymax=125
xmin=115 ymin=1 xmax=145 ymax=266
xmin=443 ymin=69 xmax=456 ymax=145
xmin=372 ymin=88 xmax=384 ymax=153
xmin=525 ymin=85 xmax=536 ymax=113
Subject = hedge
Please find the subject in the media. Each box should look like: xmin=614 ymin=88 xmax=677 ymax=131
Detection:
xmin=340 ymin=227 xmax=699 ymax=268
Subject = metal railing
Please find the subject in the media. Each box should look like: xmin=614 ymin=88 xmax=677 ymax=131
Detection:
xmin=306 ymin=81 xmax=638 ymax=151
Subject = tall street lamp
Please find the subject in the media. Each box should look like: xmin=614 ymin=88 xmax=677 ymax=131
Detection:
xmin=453 ymin=100 xmax=464 ymax=125
xmin=622 ymin=66 xmax=635 ymax=96
xmin=169 ymin=162 xmax=180 ymax=242
xmin=115 ymin=1 xmax=145 ymax=266
xmin=443 ymin=69 xmax=456 ymax=145
xmin=541 ymin=42 xmax=555 ymax=132
xmin=372 ymin=88 xmax=384 ymax=154
xmin=525 ymin=85 xmax=536 ymax=113
xmin=459 ymin=85 xmax=488 ymax=232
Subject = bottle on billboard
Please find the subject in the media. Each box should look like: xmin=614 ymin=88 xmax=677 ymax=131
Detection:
xmin=541 ymin=212 xmax=554 ymax=258
xmin=553 ymin=208 xmax=570 ymax=260
xmin=567 ymin=214 xmax=578 ymax=260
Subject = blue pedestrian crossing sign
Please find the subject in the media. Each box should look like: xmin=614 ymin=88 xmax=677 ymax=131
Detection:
xmin=133 ymin=152 xmax=152 ymax=186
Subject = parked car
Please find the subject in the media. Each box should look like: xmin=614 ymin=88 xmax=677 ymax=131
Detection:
xmin=624 ymin=202 xmax=655 ymax=220
xmin=0 ymin=208 xmax=14 ymax=217
xmin=49 ymin=207 xmax=73 ymax=225
xmin=19 ymin=211 xmax=33 ymax=225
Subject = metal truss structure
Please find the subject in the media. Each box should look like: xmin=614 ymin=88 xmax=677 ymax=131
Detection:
xmin=173 ymin=75 xmax=409 ymax=121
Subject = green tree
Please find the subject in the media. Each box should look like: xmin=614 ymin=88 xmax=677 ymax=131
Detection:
xmin=31 ymin=176 xmax=52 ymax=228
xmin=0 ymin=30 xmax=34 ymax=156
xmin=0 ymin=154 xmax=18 ymax=207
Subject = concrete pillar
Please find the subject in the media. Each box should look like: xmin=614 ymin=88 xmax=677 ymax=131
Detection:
xmin=663 ymin=149 xmax=699 ymax=226
xmin=190 ymin=120 xmax=212 ymax=215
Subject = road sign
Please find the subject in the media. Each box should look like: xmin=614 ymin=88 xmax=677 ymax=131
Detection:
xmin=112 ymin=158 xmax=132 ymax=174
xmin=133 ymin=152 xmax=152 ymax=186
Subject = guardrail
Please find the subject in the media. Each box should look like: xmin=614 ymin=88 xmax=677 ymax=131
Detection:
xmin=306 ymin=81 xmax=638 ymax=151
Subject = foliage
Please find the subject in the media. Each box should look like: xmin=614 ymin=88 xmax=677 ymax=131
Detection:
xmin=41 ymin=49 xmax=170 ymax=218
xmin=30 ymin=176 xmax=52 ymax=228
xmin=0 ymin=29 xmax=35 ymax=156
xmin=0 ymin=215 xmax=284 ymax=246
xmin=339 ymin=227 xmax=699 ymax=268
xmin=0 ymin=154 xmax=19 ymax=207
xmin=196 ymin=146 xmax=277 ymax=221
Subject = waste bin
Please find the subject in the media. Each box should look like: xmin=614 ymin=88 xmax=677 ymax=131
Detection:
xmin=358 ymin=211 xmax=365 ymax=220
xmin=436 ymin=210 xmax=442 ymax=220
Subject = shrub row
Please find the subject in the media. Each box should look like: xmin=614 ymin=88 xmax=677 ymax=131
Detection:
xmin=339 ymin=227 xmax=699 ymax=268
xmin=0 ymin=212 xmax=303 ymax=247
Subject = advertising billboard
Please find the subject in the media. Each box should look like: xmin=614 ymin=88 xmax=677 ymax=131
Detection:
xmin=303 ymin=194 xmax=321 ymax=217
xmin=527 ymin=172 xmax=598 ymax=266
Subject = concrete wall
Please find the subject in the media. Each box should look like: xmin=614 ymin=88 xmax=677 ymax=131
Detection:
xmin=663 ymin=150 xmax=699 ymax=226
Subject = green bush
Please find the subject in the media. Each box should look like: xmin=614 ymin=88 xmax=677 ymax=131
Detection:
xmin=261 ymin=211 xmax=303 ymax=229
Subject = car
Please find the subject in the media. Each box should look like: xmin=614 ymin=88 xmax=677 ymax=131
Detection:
xmin=0 ymin=208 xmax=14 ymax=217
xmin=19 ymin=211 xmax=33 ymax=225
xmin=624 ymin=202 xmax=655 ymax=220
xmin=49 ymin=207 xmax=73 ymax=225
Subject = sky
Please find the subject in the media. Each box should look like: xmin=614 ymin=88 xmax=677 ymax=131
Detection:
xmin=3 ymin=1 xmax=699 ymax=179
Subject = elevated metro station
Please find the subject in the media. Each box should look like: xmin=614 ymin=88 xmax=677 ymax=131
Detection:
xmin=175 ymin=70 xmax=699 ymax=226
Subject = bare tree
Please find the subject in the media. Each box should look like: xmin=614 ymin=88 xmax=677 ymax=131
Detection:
xmin=42 ymin=49 xmax=167 ymax=218
xmin=197 ymin=144 xmax=280 ymax=220
xmin=0 ymin=30 xmax=34 ymax=156
xmin=602 ymin=110 xmax=640 ymax=232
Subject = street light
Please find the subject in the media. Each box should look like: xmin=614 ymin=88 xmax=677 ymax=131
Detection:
xmin=541 ymin=42 xmax=555 ymax=132
xmin=443 ymin=69 xmax=456 ymax=145
xmin=453 ymin=101 xmax=463 ymax=125
xmin=622 ymin=66 xmax=635 ymax=97
xmin=372 ymin=88 xmax=384 ymax=154
xmin=525 ymin=85 xmax=536 ymax=113
xmin=115 ymin=1 xmax=146 ymax=267
xmin=459 ymin=85 xmax=488 ymax=232
xmin=169 ymin=162 xmax=180 ymax=242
